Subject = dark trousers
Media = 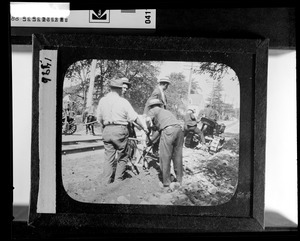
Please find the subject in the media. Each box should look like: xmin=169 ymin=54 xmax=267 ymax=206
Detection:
xmin=86 ymin=115 xmax=96 ymax=135
xmin=102 ymin=125 xmax=129 ymax=184
xmin=184 ymin=125 xmax=206 ymax=143
xmin=159 ymin=126 xmax=184 ymax=186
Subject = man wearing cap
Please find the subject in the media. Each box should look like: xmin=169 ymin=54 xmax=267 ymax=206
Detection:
xmin=121 ymin=77 xmax=131 ymax=98
xmin=183 ymin=106 xmax=206 ymax=144
xmin=143 ymin=77 xmax=170 ymax=114
xmin=96 ymin=78 xmax=148 ymax=184
xmin=145 ymin=99 xmax=184 ymax=189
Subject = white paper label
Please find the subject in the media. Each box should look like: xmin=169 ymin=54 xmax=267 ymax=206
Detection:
xmin=37 ymin=49 xmax=57 ymax=213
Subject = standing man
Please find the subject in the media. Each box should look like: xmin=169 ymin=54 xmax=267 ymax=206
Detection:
xmin=143 ymin=77 xmax=170 ymax=114
xmin=143 ymin=78 xmax=170 ymax=156
xmin=121 ymin=77 xmax=131 ymax=98
xmin=145 ymin=99 xmax=184 ymax=189
xmin=62 ymin=94 xmax=71 ymax=133
xmin=96 ymin=78 xmax=147 ymax=184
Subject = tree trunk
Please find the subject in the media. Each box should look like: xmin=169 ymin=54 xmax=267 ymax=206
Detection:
xmin=86 ymin=59 xmax=97 ymax=109
xmin=79 ymin=61 xmax=88 ymax=110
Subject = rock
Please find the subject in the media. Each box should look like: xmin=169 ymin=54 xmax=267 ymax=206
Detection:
xmin=140 ymin=200 xmax=151 ymax=205
xmin=208 ymin=186 xmax=217 ymax=195
xmin=117 ymin=196 xmax=130 ymax=204
xmin=169 ymin=182 xmax=181 ymax=191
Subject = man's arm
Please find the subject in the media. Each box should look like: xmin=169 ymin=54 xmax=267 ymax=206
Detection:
xmin=124 ymin=99 xmax=148 ymax=133
xmin=133 ymin=116 xmax=148 ymax=134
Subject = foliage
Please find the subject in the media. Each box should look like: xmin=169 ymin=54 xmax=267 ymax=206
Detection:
xmin=63 ymin=60 xmax=238 ymax=119
xmin=121 ymin=61 xmax=161 ymax=114
xmin=206 ymin=80 xmax=224 ymax=118
xmin=166 ymin=72 xmax=189 ymax=118
xmin=196 ymin=62 xmax=236 ymax=81
xmin=194 ymin=62 xmax=239 ymax=119
xmin=64 ymin=60 xmax=161 ymax=115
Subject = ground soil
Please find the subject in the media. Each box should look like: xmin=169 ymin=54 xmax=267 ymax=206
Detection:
xmin=62 ymin=130 xmax=240 ymax=207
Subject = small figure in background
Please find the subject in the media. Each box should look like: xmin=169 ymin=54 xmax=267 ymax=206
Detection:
xmin=183 ymin=106 xmax=206 ymax=146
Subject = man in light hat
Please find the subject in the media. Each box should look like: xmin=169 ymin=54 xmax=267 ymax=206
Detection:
xmin=145 ymin=98 xmax=184 ymax=190
xmin=143 ymin=77 xmax=170 ymax=114
xmin=96 ymin=78 xmax=148 ymax=184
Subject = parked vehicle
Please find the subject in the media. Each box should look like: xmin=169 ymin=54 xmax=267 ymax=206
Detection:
xmin=184 ymin=117 xmax=226 ymax=153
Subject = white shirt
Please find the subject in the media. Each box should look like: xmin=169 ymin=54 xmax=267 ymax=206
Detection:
xmin=96 ymin=92 xmax=138 ymax=125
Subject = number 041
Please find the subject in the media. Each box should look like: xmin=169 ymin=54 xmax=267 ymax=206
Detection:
xmin=145 ymin=11 xmax=151 ymax=24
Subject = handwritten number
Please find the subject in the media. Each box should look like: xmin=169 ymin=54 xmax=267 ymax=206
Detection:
xmin=42 ymin=69 xmax=50 ymax=75
xmin=40 ymin=62 xmax=52 ymax=69
xmin=40 ymin=56 xmax=52 ymax=83
xmin=41 ymin=77 xmax=51 ymax=83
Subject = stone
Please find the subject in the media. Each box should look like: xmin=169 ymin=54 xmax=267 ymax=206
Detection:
xmin=169 ymin=182 xmax=181 ymax=191
xmin=208 ymin=186 xmax=217 ymax=195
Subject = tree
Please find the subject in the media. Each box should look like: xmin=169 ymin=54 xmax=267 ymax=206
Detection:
xmin=195 ymin=62 xmax=239 ymax=120
xmin=195 ymin=62 xmax=236 ymax=82
xmin=167 ymin=72 xmax=189 ymax=118
xmin=222 ymin=102 xmax=236 ymax=119
xmin=94 ymin=59 xmax=120 ymax=101
xmin=190 ymin=79 xmax=201 ymax=94
xmin=64 ymin=59 xmax=92 ymax=111
xmin=86 ymin=59 xmax=97 ymax=109
xmin=121 ymin=61 xmax=161 ymax=113
xmin=207 ymin=80 xmax=223 ymax=109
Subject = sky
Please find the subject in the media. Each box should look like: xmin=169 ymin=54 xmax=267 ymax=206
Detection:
xmin=155 ymin=61 xmax=240 ymax=108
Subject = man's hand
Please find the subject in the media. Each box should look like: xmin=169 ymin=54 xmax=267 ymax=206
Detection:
xmin=132 ymin=121 xmax=148 ymax=134
xmin=145 ymin=116 xmax=153 ymax=128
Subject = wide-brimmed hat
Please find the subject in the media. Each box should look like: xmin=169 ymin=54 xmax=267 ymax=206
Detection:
xmin=158 ymin=78 xmax=170 ymax=84
xmin=121 ymin=77 xmax=131 ymax=88
xmin=109 ymin=78 xmax=124 ymax=88
xmin=148 ymin=99 xmax=163 ymax=107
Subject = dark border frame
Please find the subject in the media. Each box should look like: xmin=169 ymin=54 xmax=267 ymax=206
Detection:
xmin=29 ymin=34 xmax=268 ymax=232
